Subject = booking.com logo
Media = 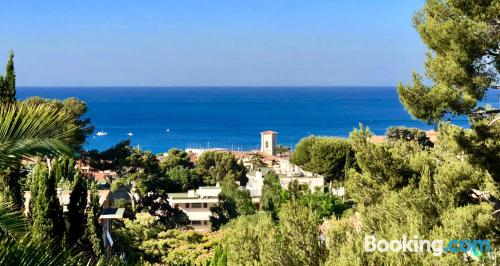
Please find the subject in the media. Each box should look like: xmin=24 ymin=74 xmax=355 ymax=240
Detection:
xmin=364 ymin=235 xmax=490 ymax=258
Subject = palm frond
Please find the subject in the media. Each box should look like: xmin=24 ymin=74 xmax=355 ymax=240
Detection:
xmin=0 ymin=201 xmax=26 ymax=238
xmin=0 ymin=237 xmax=85 ymax=266
xmin=0 ymin=203 xmax=86 ymax=265
xmin=0 ymin=102 xmax=79 ymax=169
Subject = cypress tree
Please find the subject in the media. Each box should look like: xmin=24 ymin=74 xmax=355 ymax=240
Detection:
xmin=52 ymin=157 xmax=77 ymax=184
xmin=260 ymin=171 xmax=282 ymax=221
xmin=3 ymin=51 xmax=15 ymax=103
xmin=30 ymin=162 xmax=65 ymax=241
xmin=0 ymin=164 xmax=23 ymax=206
xmin=85 ymin=183 xmax=104 ymax=259
xmin=67 ymin=172 xmax=87 ymax=247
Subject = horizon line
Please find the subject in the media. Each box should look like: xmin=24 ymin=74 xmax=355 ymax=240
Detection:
xmin=17 ymin=85 xmax=400 ymax=88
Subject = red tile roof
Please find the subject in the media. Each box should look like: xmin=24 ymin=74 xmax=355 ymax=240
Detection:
xmin=369 ymin=135 xmax=386 ymax=144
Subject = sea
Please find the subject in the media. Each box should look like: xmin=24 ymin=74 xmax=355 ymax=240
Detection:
xmin=16 ymin=87 xmax=500 ymax=154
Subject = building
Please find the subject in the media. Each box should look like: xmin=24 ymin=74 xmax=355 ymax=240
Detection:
xmin=23 ymin=189 xmax=111 ymax=215
xmin=99 ymin=208 xmax=125 ymax=258
xmin=260 ymin=130 xmax=277 ymax=156
xmin=368 ymin=135 xmax=386 ymax=144
xmin=167 ymin=186 xmax=222 ymax=231
xmin=425 ymin=130 xmax=438 ymax=143
xmin=246 ymin=164 xmax=325 ymax=193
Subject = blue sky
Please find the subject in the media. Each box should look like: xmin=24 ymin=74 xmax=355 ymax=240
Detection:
xmin=0 ymin=1 xmax=426 ymax=86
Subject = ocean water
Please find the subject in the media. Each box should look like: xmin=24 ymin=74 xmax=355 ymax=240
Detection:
xmin=16 ymin=87 xmax=499 ymax=154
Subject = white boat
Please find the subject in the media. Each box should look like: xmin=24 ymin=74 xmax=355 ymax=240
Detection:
xmin=166 ymin=129 xmax=170 ymax=132
xmin=96 ymin=130 xmax=108 ymax=136
xmin=127 ymin=132 xmax=134 ymax=136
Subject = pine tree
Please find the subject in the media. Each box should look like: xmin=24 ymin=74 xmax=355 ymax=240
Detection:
xmin=30 ymin=162 xmax=65 ymax=241
xmin=67 ymin=172 xmax=87 ymax=247
xmin=397 ymin=1 xmax=499 ymax=123
xmin=3 ymin=51 xmax=15 ymax=103
xmin=85 ymin=182 xmax=103 ymax=259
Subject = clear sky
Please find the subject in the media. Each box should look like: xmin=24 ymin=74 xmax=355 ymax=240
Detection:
xmin=0 ymin=0 xmax=427 ymax=86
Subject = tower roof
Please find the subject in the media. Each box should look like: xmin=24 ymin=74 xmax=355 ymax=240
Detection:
xmin=261 ymin=130 xmax=277 ymax=135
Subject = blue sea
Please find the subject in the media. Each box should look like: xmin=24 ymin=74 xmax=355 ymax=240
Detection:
xmin=16 ymin=87 xmax=499 ymax=154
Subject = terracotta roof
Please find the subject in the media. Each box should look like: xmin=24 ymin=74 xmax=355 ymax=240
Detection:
xmin=369 ymin=135 xmax=386 ymax=144
xmin=261 ymin=130 xmax=277 ymax=135
xmin=425 ymin=130 xmax=438 ymax=143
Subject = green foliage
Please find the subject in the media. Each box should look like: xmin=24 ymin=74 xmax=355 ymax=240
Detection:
xmin=114 ymin=212 xmax=222 ymax=265
xmin=275 ymin=144 xmax=290 ymax=157
xmin=261 ymin=170 xmax=349 ymax=222
xmin=291 ymin=136 xmax=354 ymax=185
xmin=210 ymin=175 xmax=255 ymax=231
xmin=0 ymin=102 xmax=79 ymax=170
xmin=67 ymin=172 xmax=88 ymax=247
xmin=0 ymin=202 xmax=84 ymax=265
xmin=210 ymin=244 xmax=228 ymax=266
xmin=397 ymin=0 xmax=499 ymax=123
xmin=23 ymin=96 xmax=94 ymax=152
xmin=455 ymin=116 xmax=500 ymax=182
xmin=277 ymin=202 xmax=325 ymax=265
xmin=126 ymin=148 xmax=161 ymax=175
xmin=248 ymin=152 xmax=266 ymax=170
xmin=296 ymin=190 xmax=351 ymax=220
xmin=51 ymin=156 xmax=76 ymax=184
xmin=0 ymin=51 xmax=16 ymax=103
xmin=138 ymin=191 xmax=190 ymax=229
xmin=223 ymin=212 xmax=277 ymax=265
xmin=328 ymin=122 xmax=500 ymax=265
xmin=166 ymin=165 xmax=201 ymax=192
xmin=85 ymin=183 xmax=104 ymax=259
xmin=386 ymin=126 xmax=433 ymax=148
xmin=160 ymin=148 xmax=194 ymax=171
xmin=85 ymin=139 xmax=132 ymax=175
xmin=29 ymin=162 xmax=65 ymax=241
xmin=289 ymin=136 xmax=317 ymax=166
xmin=0 ymin=201 xmax=26 ymax=239
xmin=223 ymin=202 xmax=325 ymax=265
xmin=348 ymin=125 xmax=422 ymax=195
xmin=260 ymin=171 xmax=283 ymax=220
xmin=0 ymin=164 xmax=23 ymax=206
xmin=195 ymin=151 xmax=248 ymax=186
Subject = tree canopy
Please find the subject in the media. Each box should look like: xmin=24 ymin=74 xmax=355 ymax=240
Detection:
xmin=291 ymin=136 xmax=354 ymax=186
xmin=195 ymin=151 xmax=248 ymax=186
xmin=397 ymin=0 xmax=499 ymax=123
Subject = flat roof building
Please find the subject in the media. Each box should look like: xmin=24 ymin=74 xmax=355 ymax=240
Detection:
xmin=168 ymin=186 xmax=222 ymax=231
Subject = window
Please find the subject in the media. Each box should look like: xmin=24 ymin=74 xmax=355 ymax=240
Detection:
xmin=203 ymin=220 xmax=208 ymax=225
xmin=203 ymin=203 xmax=208 ymax=208
xmin=191 ymin=220 xmax=202 ymax=225
xmin=185 ymin=203 xmax=190 ymax=208
xmin=191 ymin=203 xmax=202 ymax=208
xmin=265 ymin=141 xmax=268 ymax=148
xmin=174 ymin=204 xmax=179 ymax=208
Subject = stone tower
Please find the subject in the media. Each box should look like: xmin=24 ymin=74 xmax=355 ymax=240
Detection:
xmin=260 ymin=131 xmax=277 ymax=156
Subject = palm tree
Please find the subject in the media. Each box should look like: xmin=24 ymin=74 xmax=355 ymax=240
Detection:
xmin=0 ymin=202 xmax=82 ymax=265
xmin=0 ymin=102 xmax=81 ymax=264
xmin=0 ymin=102 xmax=79 ymax=169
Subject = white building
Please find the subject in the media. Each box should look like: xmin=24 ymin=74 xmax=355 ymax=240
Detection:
xmin=168 ymin=186 xmax=222 ymax=231
xmin=246 ymin=164 xmax=325 ymax=193
xmin=273 ymin=158 xmax=321 ymax=178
